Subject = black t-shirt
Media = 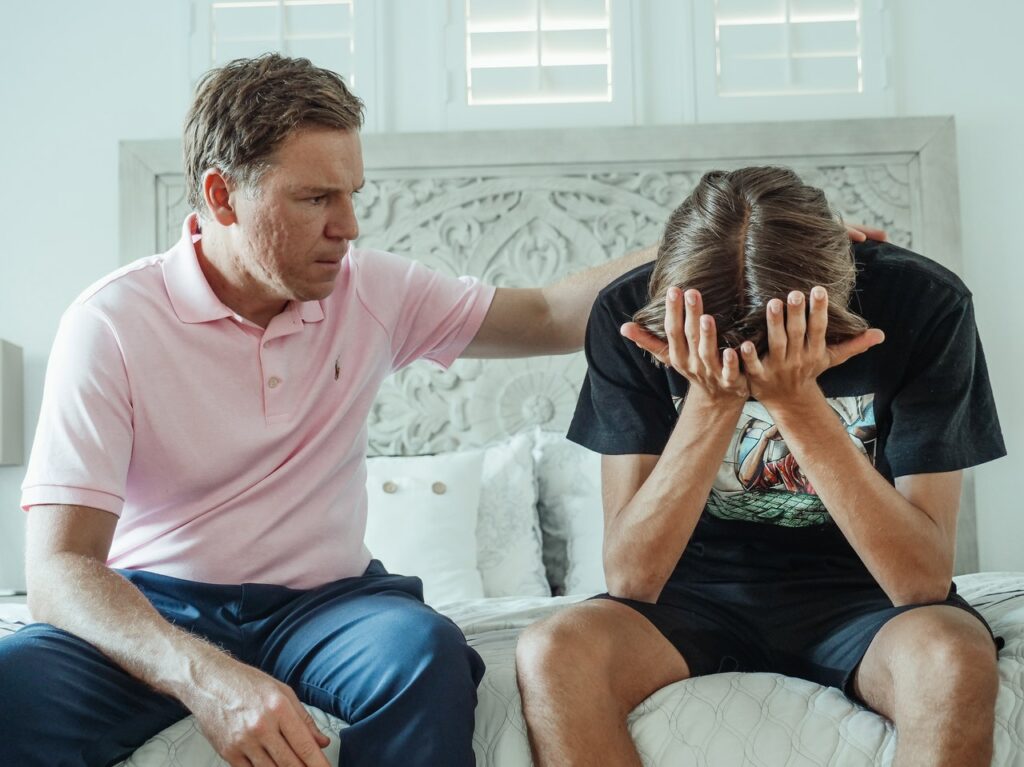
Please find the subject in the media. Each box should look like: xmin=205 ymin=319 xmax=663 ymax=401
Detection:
xmin=568 ymin=241 xmax=1006 ymax=582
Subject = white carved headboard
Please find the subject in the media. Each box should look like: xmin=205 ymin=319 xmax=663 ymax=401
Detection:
xmin=120 ymin=117 xmax=975 ymax=570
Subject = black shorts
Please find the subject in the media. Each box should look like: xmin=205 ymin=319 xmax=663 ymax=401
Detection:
xmin=593 ymin=575 xmax=1002 ymax=700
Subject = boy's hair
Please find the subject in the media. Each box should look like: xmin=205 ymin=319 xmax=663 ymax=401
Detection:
xmin=633 ymin=166 xmax=868 ymax=353
xmin=183 ymin=53 xmax=364 ymax=216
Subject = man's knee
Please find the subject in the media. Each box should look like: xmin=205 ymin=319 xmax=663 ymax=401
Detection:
xmin=389 ymin=609 xmax=484 ymax=692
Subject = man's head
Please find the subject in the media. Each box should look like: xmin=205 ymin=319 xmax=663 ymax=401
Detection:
xmin=633 ymin=166 xmax=868 ymax=353
xmin=182 ymin=55 xmax=366 ymax=320
xmin=184 ymin=53 xmax=364 ymax=217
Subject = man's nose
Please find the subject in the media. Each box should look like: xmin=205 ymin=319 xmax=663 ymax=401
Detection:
xmin=327 ymin=197 xmax=359 ymax=242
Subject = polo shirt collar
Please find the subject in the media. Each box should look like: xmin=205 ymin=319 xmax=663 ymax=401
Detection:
xmin=164 ymin=214 xmax=326 ymax=326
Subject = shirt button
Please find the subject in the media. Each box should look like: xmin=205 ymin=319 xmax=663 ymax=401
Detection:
xmin=382 ymin=481 xmax=398 ymax=494
xmin=268 ymin=376 xmax=282 ymax=389
xmin=432 ymin=481 xmax=447 ymax=495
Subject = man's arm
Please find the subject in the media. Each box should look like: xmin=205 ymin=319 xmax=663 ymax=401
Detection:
xmin=741 ymin=288 xmax=954 ymax=605
xmin=462 ymin=246 xmax=655 ymax=358
xmin=26 ymin=505 xmax=331 ymax=767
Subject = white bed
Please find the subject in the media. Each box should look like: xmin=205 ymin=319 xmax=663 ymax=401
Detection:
xmin=2 ymin=570 xmax=1023 ymax=766
xmin=3 ymin=118 xmax=1016 ymax=765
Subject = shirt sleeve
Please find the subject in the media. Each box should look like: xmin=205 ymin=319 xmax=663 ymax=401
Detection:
xmin=885 ymin=294 xmax=1005 ymax=477
xmin=20 ymin=303 xmax=134 ymax=515
xmin=352 ymin=249 xmax=496 ymax=371
xmin=566 ymin=291 xmax=678 ymax=455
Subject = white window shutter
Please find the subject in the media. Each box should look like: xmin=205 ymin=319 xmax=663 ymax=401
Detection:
xmin=693 ymin=0 xmax=891 ymax=121
xmin=465 ymin=0 xmax=613 ymax=106
xmin=195 ymin=0 xmax=356 ymax=87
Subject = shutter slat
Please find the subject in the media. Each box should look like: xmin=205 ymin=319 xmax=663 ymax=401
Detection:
xmin=715 ymin=0 xmax=862 ymax=97
xmin=465 ymin=0 xmax=611 ymax=105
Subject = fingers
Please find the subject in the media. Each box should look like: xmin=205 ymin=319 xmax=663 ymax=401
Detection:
xmin=721 ymin=347 xmax=741 ymax=387
xmin=277 ymin=702 xmax=332 ymax=767
xmin=302 ymin=707 xmax=331 ymax=749
xmin=663 ymin=287 xmax=688 ymax=371
xmin=786 ymin=291 xmax=806 ymax=351
xmin=827 ymin=328 xmax=886 ymax=368
xmin=682 ymin=289 xmax=703 ymax=357
xmin=765 ymin=298 xmax=787 ymax=357
xmin=698 ymin=314 xmax=721 ymax=377
xmin=740 ymin=341 xmax=762 ymax=377
xmin=806 ymin=286 xmax=828 ymax=348
xmin=846 ymin=223 xmax=888 ymax=242
xmin=619 ymin=322 xmax=669 ymax=363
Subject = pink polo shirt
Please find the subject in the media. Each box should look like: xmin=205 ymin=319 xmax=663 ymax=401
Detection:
xmin=22 ymin=215 xmax=495 ymax=588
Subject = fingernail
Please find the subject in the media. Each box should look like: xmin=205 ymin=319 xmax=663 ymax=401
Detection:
xmin=700 ymin=316 xmax=711 ymax=330
xmin=742 ymin=342 xmax=754 ymax=354
xmin=685 ymin=291 xmax=697 ymax=306
xmin=812 ymin=286 xmax=826 ymax=300
xmin=769 ymin=301 xmax=782 ymax=314
xmin=789 ymin=292 xmax=803 ymax=305
xmin=667 ymin=288 xmax=678 ymax=302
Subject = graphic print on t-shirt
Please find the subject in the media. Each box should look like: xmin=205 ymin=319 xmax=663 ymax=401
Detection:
xmin=672 ymin=394 xmax=877 ymax=527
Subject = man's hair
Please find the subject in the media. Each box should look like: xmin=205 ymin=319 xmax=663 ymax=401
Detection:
xmin=633 ymin=166 xmax=868 ymax=354
xmin=183 ymin=53 xmax=365 ymax=216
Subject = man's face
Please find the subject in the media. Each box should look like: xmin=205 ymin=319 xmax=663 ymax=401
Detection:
xmin=228 ymin=127 xmax=364 ymax=306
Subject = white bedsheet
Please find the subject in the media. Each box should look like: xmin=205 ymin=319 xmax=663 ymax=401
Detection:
xmin=1 ymin=572 xmax=1022 ymax=766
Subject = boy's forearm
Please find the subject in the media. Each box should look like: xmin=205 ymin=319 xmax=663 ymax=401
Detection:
xmin=603 ymin=391 xmax=742 ymax=602
xmin=767 ymin=392 xmax=954 ymax=604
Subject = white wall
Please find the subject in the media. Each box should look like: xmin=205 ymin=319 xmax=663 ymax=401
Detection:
xmin=0 ymin=1 xmax=192 ymax=588
xmin=1 ymin=1 xmax=1021 ymax=589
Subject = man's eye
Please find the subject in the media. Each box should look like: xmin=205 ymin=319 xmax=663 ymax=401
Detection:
xmin=308 ymin=195 xmax=326 ymax=205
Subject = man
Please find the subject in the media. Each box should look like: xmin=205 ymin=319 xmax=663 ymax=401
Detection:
xmin=516 ymin=166 xmax=1005 ymax=767
xmin=0 ymin=54 xmax=655 ymax=767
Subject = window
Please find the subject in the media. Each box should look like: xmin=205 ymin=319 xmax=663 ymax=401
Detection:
xmin=692 ymin=0 xmax=890 ymax=121
xmin=465 ymin=0 xmax=613 ymax=105
xmin=191 ymin=0 xmax=379 ymax=127
xmin=446 ymin=0 xmax=635 ymax=129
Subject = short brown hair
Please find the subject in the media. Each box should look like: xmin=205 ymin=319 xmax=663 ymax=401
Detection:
xmin=183 ymin=53 xmax=365 ymax=216
xmin=633 ymin=166 xmax=868 ymax=354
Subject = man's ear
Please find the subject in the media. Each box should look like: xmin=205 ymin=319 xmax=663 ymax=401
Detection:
xmin=201 ymin=169 xmax=237 ymax=226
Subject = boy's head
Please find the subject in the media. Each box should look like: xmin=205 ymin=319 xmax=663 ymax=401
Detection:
xmin=633 ymin=166 xmax=868 ymax=353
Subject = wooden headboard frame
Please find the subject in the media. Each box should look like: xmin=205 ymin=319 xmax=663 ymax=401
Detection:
xmin=120 ymin=117 xmax=977 ymax=572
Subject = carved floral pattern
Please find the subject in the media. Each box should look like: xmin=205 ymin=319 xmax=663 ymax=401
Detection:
xmin=157 ymin=161 xmax=914 ymax=456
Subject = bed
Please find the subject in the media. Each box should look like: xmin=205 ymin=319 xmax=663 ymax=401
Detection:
xmin=2 ymin=117 xmax=1021 ymax=765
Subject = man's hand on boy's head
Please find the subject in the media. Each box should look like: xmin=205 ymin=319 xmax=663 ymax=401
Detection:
xmin=845 ymin=223 xmax=887 ymax=243
xmin=739 ymin=286 xmax=885 ymax=409
xmin=620 ymin=287 xmax=749 ymax=405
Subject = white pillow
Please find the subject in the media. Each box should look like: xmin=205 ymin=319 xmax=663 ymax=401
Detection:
xmin=477 ymin=433 xmax=550 ymax=598
xmin=365 ymin=450 xmax=485 ymax=605
xmin=533 ymin=429 xmax=607 ymax=596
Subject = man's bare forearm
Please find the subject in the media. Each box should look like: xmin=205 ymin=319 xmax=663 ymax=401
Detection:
xmin=604 ymin=391 xmax=743 ymax=602
xmin=540 ymin=245 xmax=656 ymax=353
xmin=28 ymin=554 xmax=231 ymax=705
xmin=768 ymin=392 xmax=953 ymax=604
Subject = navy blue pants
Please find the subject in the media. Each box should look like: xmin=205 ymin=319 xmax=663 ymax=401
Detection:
xmin=0 ymin=562 xmax=485 ymax=767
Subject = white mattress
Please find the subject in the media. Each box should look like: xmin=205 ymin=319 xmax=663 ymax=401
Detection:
xmin=2 ymin=572 xmax=1022 ymax=766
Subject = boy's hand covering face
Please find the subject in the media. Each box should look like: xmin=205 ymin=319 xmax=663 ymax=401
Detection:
xmin=739 ymin=287 xmax=885 ymax=406
xmin=620 ymin=288 xmax=749 ymax=404
xmin=620 ymin=286 xmax=884 ymax=406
